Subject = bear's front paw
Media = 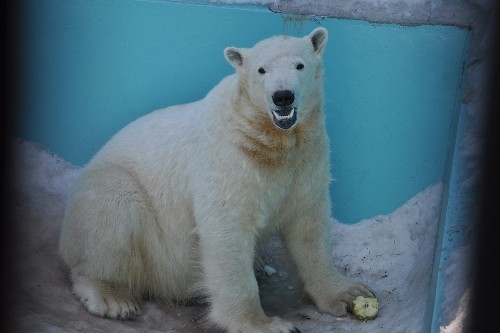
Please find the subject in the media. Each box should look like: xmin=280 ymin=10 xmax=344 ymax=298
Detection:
xmin=316 ymin=281 xmax=374 ymax=317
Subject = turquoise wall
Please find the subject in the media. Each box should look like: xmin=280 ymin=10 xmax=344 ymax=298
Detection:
xmin=16 ymin=0 xmax=470 ymax=224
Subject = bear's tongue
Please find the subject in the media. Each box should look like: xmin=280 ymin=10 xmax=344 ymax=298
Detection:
xmin=272 ymin=108 xmax=297 ymax=130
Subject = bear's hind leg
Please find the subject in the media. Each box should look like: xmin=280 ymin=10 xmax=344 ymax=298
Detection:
xmin=61 ymin=162 xmax=160 ymax=318
xmin=72 ymin=274 xmax=140 ymax=320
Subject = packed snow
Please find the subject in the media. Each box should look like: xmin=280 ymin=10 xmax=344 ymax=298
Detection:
xmin=9 ymin=139 xmax=468 ymax=332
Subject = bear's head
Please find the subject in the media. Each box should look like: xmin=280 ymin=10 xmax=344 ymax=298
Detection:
xmin=224 ymin=27 xmax=328 ymax=130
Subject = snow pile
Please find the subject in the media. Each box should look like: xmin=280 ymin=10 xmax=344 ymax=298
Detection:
xmin=9 ymin=140 xmax=464 ymax=333
xmin=329 ymin=183 xmax=443 ymax=332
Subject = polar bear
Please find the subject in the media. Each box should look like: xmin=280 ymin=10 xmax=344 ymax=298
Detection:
xmin=59 ymin=27 xmax=373 ymax=333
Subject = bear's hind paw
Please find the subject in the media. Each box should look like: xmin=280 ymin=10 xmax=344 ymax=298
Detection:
xmin=72 ymin=276 xmax=140 ymax=320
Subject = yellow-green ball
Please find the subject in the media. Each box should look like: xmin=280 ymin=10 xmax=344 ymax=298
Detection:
xmin=352 ymin=296 xmax=379 ymax=321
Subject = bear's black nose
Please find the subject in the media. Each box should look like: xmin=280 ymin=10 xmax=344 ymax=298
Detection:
xmin=272 ymin=90 xmax=294 ymax=107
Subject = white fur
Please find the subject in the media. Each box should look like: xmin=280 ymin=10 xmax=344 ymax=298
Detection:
xmin=60 ymin=28 xmax=373 ymax=333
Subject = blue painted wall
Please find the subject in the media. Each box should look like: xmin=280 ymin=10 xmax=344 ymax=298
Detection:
xmin=16 ymin=0 xmax=470 ymax=224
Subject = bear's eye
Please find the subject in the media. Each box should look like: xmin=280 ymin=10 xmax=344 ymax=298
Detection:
xmin=258 ymin=67 xmax=266 ymax=74
xmin=296 ymin=63 xmax=304 ymax=70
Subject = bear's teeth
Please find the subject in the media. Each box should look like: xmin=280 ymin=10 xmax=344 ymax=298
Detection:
xmin=273 ymin=108 xmax=295 ymax=120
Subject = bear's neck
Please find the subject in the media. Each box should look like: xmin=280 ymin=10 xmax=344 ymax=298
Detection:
xmin=231 ymin=78 xmax=326 ymax=168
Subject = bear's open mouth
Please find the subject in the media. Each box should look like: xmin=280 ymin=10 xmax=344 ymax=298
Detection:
xmin=271 ymin=107 xmax=297 ymax=130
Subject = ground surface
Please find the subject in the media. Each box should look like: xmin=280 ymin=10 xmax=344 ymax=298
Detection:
xmin=9 ymin=140 xmax=459 ymax=332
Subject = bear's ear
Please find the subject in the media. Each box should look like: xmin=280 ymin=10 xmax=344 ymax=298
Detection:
xmin=308 ymin=27 xmax=328 ymax=55
xmin=224 ymin=47 xmax=244 ymax=68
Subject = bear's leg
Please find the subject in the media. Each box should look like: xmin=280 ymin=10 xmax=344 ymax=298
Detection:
xmin=61 ymin=163 xmax=158 ymax=319
xmin=283 ymin=204 xmax=374 ymax=317
xmin=197 ymin=214 xmax=299 ymax=333
xmin=72 ymin=274 xmax=140 ymax=319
